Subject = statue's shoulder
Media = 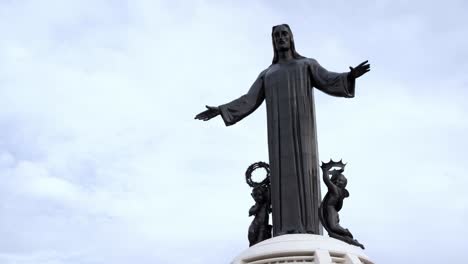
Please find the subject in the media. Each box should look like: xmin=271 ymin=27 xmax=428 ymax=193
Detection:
xmin=303 ymin=57 xmax=318 ymax=65
xmin=259 ymin=67 xmax=273 ymax=78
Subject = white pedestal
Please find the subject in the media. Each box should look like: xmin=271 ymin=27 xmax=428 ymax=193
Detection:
xmin=231 ymin=234 xmax=374 ymax=264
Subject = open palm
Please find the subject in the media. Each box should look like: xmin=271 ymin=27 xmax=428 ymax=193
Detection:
xmin=349 ymin=60 xmax=370 ymax=79
xmin=194 ymin=105 xmax=220 ymax=121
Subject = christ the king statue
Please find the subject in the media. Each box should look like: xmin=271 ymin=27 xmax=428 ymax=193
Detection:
xmin=195 ymin=24 xmax=370 ymax=236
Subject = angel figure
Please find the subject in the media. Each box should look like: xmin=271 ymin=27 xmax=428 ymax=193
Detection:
xmin=248 ymin=185 xmax=272 ymax=246
xmin=319 ymin=160 xmax=364 ymax=249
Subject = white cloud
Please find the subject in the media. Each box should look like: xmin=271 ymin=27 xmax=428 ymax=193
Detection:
xmin=0 ymin=0 xmax=467 ymax=263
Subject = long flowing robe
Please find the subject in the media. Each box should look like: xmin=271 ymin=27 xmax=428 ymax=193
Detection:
xmin=219 ymin=58 xmax=355 ymax=236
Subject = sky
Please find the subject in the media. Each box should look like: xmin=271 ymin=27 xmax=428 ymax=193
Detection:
xmin=0 ymin=0 xmax=467 ymax=263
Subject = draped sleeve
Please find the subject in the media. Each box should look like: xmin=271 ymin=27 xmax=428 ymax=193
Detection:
xmin=307 ymin=58 xmax=355 ymax=98
xmin=218 ymin=70 xmax=267 ymax=126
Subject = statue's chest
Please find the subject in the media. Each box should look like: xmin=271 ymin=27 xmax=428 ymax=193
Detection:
xmin=264 ymin=62 xmax=311 ymax=98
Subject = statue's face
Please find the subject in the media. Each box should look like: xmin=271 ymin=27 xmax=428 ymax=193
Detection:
xmin=336 ymin=175 xmax=347 ymax=188
xmin=273 ymin=25 xmax=291 ymax=52
xmin=252 ymin=188 xmax=265 ymax=203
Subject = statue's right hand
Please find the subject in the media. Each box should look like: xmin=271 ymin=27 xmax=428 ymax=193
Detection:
xmin=194 ymin=105 xmax=220 ymax=121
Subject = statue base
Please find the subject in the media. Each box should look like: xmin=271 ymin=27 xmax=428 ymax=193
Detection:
xmin=231 ymin=234 xmax=374 ymax=264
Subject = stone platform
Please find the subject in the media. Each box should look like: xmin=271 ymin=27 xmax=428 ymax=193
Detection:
xmin=231 ymin=234 xmax=374 ymax=264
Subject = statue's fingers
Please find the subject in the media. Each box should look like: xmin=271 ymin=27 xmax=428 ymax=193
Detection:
xmin=207 ymin=113 xmax=217 ymax=120
xmin=356 ymin=69 xmax=370 ymax=77
xmin=360 ymin=66 xmax=370 ymax=72
xmin=356 ymin=66 xmax=368 ymax=73
xmin=360 ymin=68 xmax=370 ymax=74
xmin=203 ymin=113 xmax=213 ymax=120
xmin=357 ymin=60 xmax=368 ymax=67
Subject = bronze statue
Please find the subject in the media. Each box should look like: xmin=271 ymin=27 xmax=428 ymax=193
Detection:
xmin=248 ymin=185 xmax=272 ymax=246
xmin=245 ymin=162 xmax=272 ymax=246
xmin=195 ymin=24 xmax=370 ymax=236
xmin=319 ymin=160 xmax=364 ymax=249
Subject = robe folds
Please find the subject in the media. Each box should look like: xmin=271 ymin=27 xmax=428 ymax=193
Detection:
xmin=219 ymin=58 xmax=355 ymax=236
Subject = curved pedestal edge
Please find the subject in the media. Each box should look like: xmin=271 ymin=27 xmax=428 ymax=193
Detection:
xmin=232 ymin=234 xmax=374 ymax=264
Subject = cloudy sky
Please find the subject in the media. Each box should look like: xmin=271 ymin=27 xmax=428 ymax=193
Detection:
xmin=0 ymin=0 xmax=467 ymax=263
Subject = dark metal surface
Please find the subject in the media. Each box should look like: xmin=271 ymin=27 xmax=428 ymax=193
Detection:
xmin=195 ymin=24 xmax=370 ymax=237
xmin=319 ymin=160 xmax=365 ymax=249
xmin=246 ymin=162 xmax=272 ymax=246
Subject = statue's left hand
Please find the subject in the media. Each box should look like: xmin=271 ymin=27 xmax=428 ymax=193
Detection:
xmin=349 ymin=60 xmax=370 ymax=79
xmin=194 ymin=105 xmax=220 ymax=121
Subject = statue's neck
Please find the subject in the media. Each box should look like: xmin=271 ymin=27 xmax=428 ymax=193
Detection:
xmin=277 ymin=49 xmax=294 ymax=63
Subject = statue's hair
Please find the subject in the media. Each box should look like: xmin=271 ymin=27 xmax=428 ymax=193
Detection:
xmin=271 ymin=24 xmax=305 ymax=64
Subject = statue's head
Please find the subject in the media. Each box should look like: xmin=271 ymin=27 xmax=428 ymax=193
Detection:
xmin=252 ymin=185 xmax=269 ymax=203
xmin=335 ymin=174 xmax=348 ymax=188
xmin=330 ymin=169 xmax=347 ymax=188
xmin=271 ymin=24 xmax=304 ymax=64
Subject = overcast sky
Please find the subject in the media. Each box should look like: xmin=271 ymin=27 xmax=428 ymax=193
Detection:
xmin=0 ymin=0 xmax=467 ymax=263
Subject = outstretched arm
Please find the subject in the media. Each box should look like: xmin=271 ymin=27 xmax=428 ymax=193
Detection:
xmin=194 ymin=70 xmax=266 ymax=126
xmin=309 ymin=59 xmax=370 ymax=98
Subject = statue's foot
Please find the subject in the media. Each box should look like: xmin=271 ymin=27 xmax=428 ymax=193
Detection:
xmin=352 ymin=239 xmax=365 ymax=249
xmin=328 ymin=232 xmax=365 ymax=250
